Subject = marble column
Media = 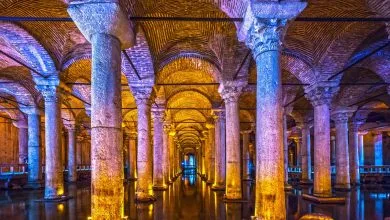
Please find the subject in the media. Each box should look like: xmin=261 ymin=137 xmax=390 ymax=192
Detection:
xmin=305 ymin=81 xmax=338 ymax=197
xmin=218 ymin=81 xmax=243 ymax=200
xmin=163 ymin=122 xmax=170 ymax=185
xmin=241 ymin=130 xmax=252 ymax=181
xmin=127 ymin=131 xmax=137 ymax=180
xmin=206 ymin=120 xmax=215 ymax=184
xmin=300 ymin=123 xmax=312 ymax=184
xmin=21 ymin=107 xmax=42 ymax=188
xmin=349 ymin=122 xmax=362 ymax=185
xmin=373 ymin=132 xmax=383 ymax=166
xmin=133 ymin=88 xmax=155 ymax=201
xmin=212 ymin=110 xmax=226 ymax=190
xmin=152 ymin=108 xmax=167 ymax=190
xmin=332 ymin=109 xmax=354 ymax=190
xmin=36 ymin=81 xmax=65 ymax=200
xmin=69 ymin=1 xmax=133 ymax=218
xmin=65 ymin=124 xmax=77 ymax=183
xmin=358 ymin=132 xmax=366 ymax=165
xmin=14 ymin=119 xmax=28 ymax=164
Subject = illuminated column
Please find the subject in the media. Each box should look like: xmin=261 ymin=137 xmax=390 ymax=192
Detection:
xmin=133 ymin=88 xmax=155 ymax=201
xmin=65 ymin=123 xmax=77 ymax=183
xmin=152 ymin=108 xmax=167 ymax=190
xmin=332 ymin=109 xmax=354 ymax=190
xmin=304 ymin=81 xmax=338 ymax=197
xmin=349 ymin=121 xmax=362 ymax=185
xmin=127 ymin=131 xmax=137 ymax=180
xmin=163 ymin=121 xmax=170 ymax=185
xmin=218 ymin=81 xmax=243 ymax=200
xmin=168 ymin=129 xmax=176 ymax=181
xmin=76 ymin=136 xmax=83 ymax=166
xmin=36 ymin=79 xmax=65 ymax=200
xmin=300 ymin=122 xmax=312 ymax=184
xmin=206 ymin=119 xmax=215 ymax=184
xmin=358 ymin=132 xmax=366 ymax=165
xmin=331 ymin=136 xmax=336 ymax=165
xmin=373 ymin=132 xmax=383 ymax=166
xmin=212 ymin=110 xmax=226 ymax=190
xmin=202 ymin=130 xmax=210 ymax=180
xmin=283 ymin=113 xmax=292 ymax=190
xmin=69 ymin=1 xmax=133 ymax=218
xmin=241 ymin=130 xmax=252 ymax=181
xmin=294 ymin=137 xmax=301 ymax=166
xmin=200 ymin=136 xmax=206 ymax=178
xmin=21 ymin=107 xmax=42 ymax=188
xmin=14 ymin=119 xmax=28 ymax=164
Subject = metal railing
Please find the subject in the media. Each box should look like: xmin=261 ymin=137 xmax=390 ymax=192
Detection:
xmin=360 ymin=165 xmax=390 ymax=174
xmin=0 ymin=164 xmax=27 ymax=175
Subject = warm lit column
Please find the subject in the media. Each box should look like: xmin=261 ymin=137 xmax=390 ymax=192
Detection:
xmin=168 ymin=129 xmax=176 ymax=181
xmin=152 ymin=108 xmax=167 ymax=190
xmin=358 ymin=132 xmax=366 ymax=165
xmin=69 ymin=1 xmax=133 ymax=218
xmin=133 ymin=88 xmax=155 ymax=201
xmin=200 ymin=136 xmax=206 ymax=178
xmin=373 ymin=132 xmax=383 ymax=166
xmin=219 ymin=82 xmax=243 ymax=200
xmin=332 ymin=109 xmax=353 ymax=190
xmin=349 ymin=121 xmax=362 ymax=185
xmin=21 ymin=107 xmax=42 ymax=188
xmin=305 ymin=81 xmax=338 ymax=197
xmin=202 ymin=130 xmax=209 ymax=180
xmin=295 ymin=137 xmax=301 ymax=166
xmin=163 ymin=121 xmax=170 ymax=185
xmin=14 ymin=119 xmax=28 ymax=164
xmin=206 ymin=120 xmax=215 ymax=184
xmin=36 ymin=80 xmax=64 ymax=200
xmin=65 ymin=123 xmax=77 ymax=183
xmin=212 ymin=110 xmax=225 ymax=189
xmin=241 ymin=130 xmax=252 ymax=181
xmin=127 ymin=131 xmax=137 ymax=180
xmin=76 ymin=136 xmax=83 ymax=166
xmin=300 ymin=123 xmax=312 ymax=184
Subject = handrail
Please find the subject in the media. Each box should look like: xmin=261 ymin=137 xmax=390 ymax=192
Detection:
xmin=0 ymin=164 xmax=27 ymax=174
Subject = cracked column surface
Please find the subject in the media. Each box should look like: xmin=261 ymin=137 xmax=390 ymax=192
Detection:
xmin=152 ymin=108 xmax=167 ymax=190
xmin=68 ymin=1 xmax=133 ymax=218
xmin=305 ymin=81 xmax=338 ymax=197
xmin=21 ymin=107 xmax=42 ymax=188
xmin=65 ymin=124 xmax=77 ymax=183
xmin=212 ymin=110 xmax=226 ymax=190
xmin=133 ymin=88 xmax=155 ymax=201
xmin=219 ymin=82 xmax=243 ymax=200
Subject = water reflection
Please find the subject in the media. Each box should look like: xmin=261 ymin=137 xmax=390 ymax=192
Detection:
xmin=0 ymin=176 xmax=389 ymax=219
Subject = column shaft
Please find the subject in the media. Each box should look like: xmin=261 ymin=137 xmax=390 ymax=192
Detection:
xmin=283 ymin=114 xmax=290 ymax=187
xmin=18 ymin=127 xmax=28 ymax=164
xmin=349 ymin=129 xmax=360 ymax=185
xmin=213 ymin=112 xmax=225 ymax=189
xmin=128 ymin=134 xmax=137 ymax=180
xmin=334 ymin=115 xmax=351 ymax=189
xmin=207 ymin=123 xmax=215 ymax=184
xmin=26 ymin=113 xmax=42 ymax=187
xmin=358 ymin=134 xmax=364 ymax=165
xmin=242 ymin=131 xmax=251 ymax=180
xmin=67 ymin=128 xmax=77 ymax=182
xmin=162 ymin=125 xmax=169 ymax=185
xmin=152 ymin=109 xmax=166 ymax=190
xmin=300 ymin=125 xmax=312 ymax=183
xmin=373 ymin=133 xmax=383 ymax=166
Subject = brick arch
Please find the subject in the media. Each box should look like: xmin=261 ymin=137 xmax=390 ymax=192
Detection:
xmin=0 ymin=22 xmax=57 ymax=75
xmin=166 ymin=90 xmax=213 ymax=108
xmin=61 ymin=43 xmax=92 ymax=71
xmin=0 ymin=81 xmax=35 ymax=106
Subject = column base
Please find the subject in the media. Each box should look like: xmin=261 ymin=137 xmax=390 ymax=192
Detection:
xmin=36 ymin=195 xmax=72 ymax=202
xmin=153 ymin=185 xmax=168 ymax=191
xmin=206 ymin=179 xmax=214 ymax=185
xmin=300 ymin=179 xmax=313 ymax=185
xmin=334 ymin=184 xmax=351 ymax=191
xmin=23 ymin=181 xmax=43 ymax=189
xmin=223 ymin=196 xmax=247 ymax=203
xmin=127 ymin=177 xmax=137 ymax=182
xmin=135 ymin=195 xmax=156 ymax=203
xmin=211 ymin=185 xmax=225 ymax=191
xmin=302 ymin=193 xmax=345 ymax=204
xmin=284 ymin=183 xmax=293 ymax=191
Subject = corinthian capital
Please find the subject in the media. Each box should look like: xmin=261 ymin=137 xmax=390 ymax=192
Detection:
xmin=218 ymin=81 xmax=246 ymax=104
xmin=37 ymin=85 xmax=59 ymax=103
xmin=132 ymin=87 xmax=152 ymax=106
xmin=151 ymin=108 xmax=165 ymax=123
xmin=304 ymin=81 xmax=339 ymax=107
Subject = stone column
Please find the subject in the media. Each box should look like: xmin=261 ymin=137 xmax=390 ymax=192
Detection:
xmin=331 ymin=136 xmax=336 ymax=165
xmin=300 ymin=123 xmax=312 ymax=184
xmin=349 ymin=122 xmax=361 ymax=185
xmin=76 ymin=136 xmax=83 ymax=166
xmin=163 ymin=122 xmax=170 ymax=185
xmin=202 ymin=130 xmax=209 ymax=180
xmin=218 ymin=81 xmax=243 ymax=200
xmin=373 ymin=132 xmax=383 ymax=166
xmin=65 ymin=124 xmax=77 ymax=183
xmin=294 ymin=137 xmax=301 ymax=166
xmin=241 ymin=130 xmax=252 ymax=181
xmin=14 ymin=119 xmax=28 ymax=164
xmin=212 ymin=110 xmax=226 ymax=190
xmin=200 ymin=136 xmax=207 ymax=178
xmin=127 ymin=131 xmax=137 ymax=180
xmin=283 ymin=114 xmax=292 ymax=190
xmin=358 ymin=132 xmax=366 ymax=165
xmin=332 ymin=109 xmax=354 ymax=190
xmin=69 ymin=1 xmax=133 ymax=218
xmin=168 ymin=129 xmax=176 ymax=181
xmin=242 ymin=2 xmax=306 ymax=214
xmin=305 ymin=81 xmax=338 ymax=197
xmin=36 ymin=81 xmax=65 ymax=200
xmin=21 ymin=107 xmax=42 ymax=188
xmin=133 ymin=88 xmax=155 ymax=201
xmin=152 ymin=108 xmax=167 ymax=190
xmin=206 ymin=120 xmax=215 ymax=184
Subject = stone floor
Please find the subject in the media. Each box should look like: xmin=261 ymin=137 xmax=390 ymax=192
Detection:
xmin=0 ymin=174 xmax=389 ymax=219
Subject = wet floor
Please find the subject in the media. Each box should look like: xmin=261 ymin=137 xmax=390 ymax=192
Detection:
xmin=0 ymin=173 xmax=389 ymax=219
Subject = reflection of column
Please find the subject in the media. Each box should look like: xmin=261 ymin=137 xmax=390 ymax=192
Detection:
xmin=206 ymin=120 xmax=215 ymax=184
xmin=133 ymin=88 xmax=155 ymax=201
xmin=37 ymin=81 xmax=65 ymax=200
xmin=358 ymin=132 xmax=366 ymax=166
xmin=152 ymin=108 xmax=167 ymax=190
xmin=241 ymin=130 xmax=251 ymax=181
xmin=14 ymin=120 xmax=28 ymax=164
xmin=373 ymin=132 xmax=383 ymax=166
xmin=349 ymin=121 xmax=362 ymax=185
xmin=69 ymin=1 xmax=133 ymax=217
xmin=65 ymin=124 xmax=77 ymax=183
xmin=305 ymin=81 xmax=338 ymax=197
xmin=212 ymin=110 xmax=225 ymax=190
xmin=21 ymin=107 xmax=42 ymax=188
xmin=219 ymin=82 xmax=243 ymax=200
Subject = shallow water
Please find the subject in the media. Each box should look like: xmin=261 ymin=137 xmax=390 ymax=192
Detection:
xmin=0 ymin=174 xmax=389 ymax=219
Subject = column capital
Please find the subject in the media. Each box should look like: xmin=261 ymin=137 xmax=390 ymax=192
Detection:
xmin=202 ymin=130 xmax=209 ymax=139
xmin=64 ymin=123 xmax=76 ymax=131
xmin=304 ymin=81 xmax=339 ymax=107
xmin=132 ymin=87 xmax=152 ymax=106
xmin=68 ymin=1 xmax=134 ymax=48
xmin=168 ymin=129 xmax=176 ymax=137
xmin=129 ymin=131 xmax=137 ymax=140
xmin=240 ymin=129 xmax=252 ymax=135
xmin=151 ymin=108 xmax=165 ymax=123
xmin=20 ymin=106 xmax=42 ymax=115
xmin=331 ymin=107 xmax=356 ymax=124
xmin=13 ymin=119 xmax=27 ymax=128
xmin=218 ymin=81 xmax=246 ymax=104
xmin=76 ymin=136 xmax=84 ymax=142
xmin=349 ymin=119 xmax=365 ymax=132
